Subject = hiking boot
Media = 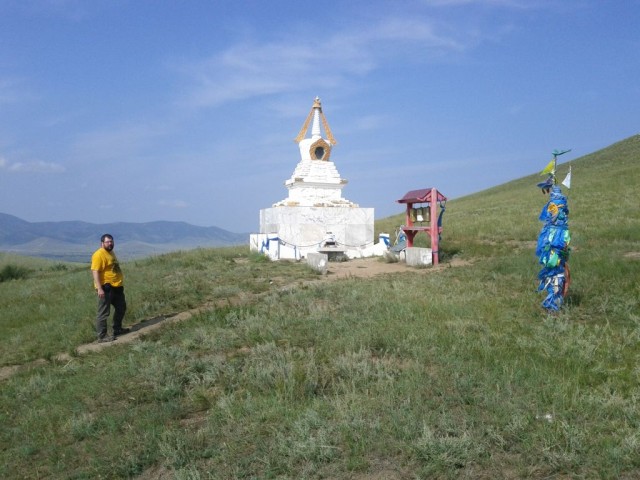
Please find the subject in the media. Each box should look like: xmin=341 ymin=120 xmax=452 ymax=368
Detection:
xmin=114 ymin=327 xmax=131 ymax=336
xmin=97 ymin=335 xmax=115 ymax=343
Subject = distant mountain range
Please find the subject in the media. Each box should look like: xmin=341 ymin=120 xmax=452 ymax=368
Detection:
xmin=0 ymin=213 xmax=248 ymax=262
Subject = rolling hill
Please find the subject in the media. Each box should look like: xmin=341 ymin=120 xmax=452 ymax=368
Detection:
xmin=0 ymin=214 xmax=247 ymax=261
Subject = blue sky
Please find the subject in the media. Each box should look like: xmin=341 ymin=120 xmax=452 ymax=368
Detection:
xmin=1 ymin=0 xmax=638 ymax=233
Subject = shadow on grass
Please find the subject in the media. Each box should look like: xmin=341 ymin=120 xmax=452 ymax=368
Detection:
xmin=565 ymin=290 xmax=582 ymax=307
xmin=131 ymin=314 xmax=176 ymax=332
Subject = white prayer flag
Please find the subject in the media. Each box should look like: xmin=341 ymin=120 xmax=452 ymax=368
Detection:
xmin=561 ymin=167 xmax=572 ymax=189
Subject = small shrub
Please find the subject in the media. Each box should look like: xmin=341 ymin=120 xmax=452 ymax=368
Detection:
xmin=0 ymin=264 xmax=31 ymax=282
xmin=49 ymin=263 xmax=68 ymax=272
xmin=248 ymin=252 xmax=271 ymax=263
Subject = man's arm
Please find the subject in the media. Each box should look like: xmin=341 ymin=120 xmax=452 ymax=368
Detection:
xmin=92 ymin=270 xmax=105 ymax=299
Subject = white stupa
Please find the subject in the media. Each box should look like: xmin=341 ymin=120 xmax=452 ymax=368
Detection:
xmin=250 ymin=97 xmax=379 ymax=260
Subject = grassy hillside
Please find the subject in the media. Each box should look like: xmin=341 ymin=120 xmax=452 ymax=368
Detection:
xmin=377 ymin=134 xmax=640 ymax=253
xmin=1 ymin=135 xmax=639 ymax=478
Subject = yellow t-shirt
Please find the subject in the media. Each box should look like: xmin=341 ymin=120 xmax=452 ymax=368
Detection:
xmin=91 ymin=248 xmax=124 ymax=288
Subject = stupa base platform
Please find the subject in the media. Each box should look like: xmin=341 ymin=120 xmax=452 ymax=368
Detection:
xmin=250 ymin=206 xmax=377 ymax=260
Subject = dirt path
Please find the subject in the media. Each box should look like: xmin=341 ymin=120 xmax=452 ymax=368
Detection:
xmin=1 ymin=257 xmax=468 ymax=381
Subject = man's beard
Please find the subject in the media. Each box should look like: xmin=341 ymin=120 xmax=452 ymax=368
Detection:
xmin=104 ymin=245 xmax=114 ymax=252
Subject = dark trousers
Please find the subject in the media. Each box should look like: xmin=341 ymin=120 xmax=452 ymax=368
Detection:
xmin=96 ymin=284 xmax=127 ymax=338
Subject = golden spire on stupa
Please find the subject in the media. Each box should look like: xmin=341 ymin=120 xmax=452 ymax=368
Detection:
xmin=294 ymin=97 xmax=337 ymax=145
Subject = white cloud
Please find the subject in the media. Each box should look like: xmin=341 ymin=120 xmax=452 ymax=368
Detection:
xmin=175 ymin=16 xmax=473 ymax=109
xmin=0 ymin=157 xmax=65 ymax=173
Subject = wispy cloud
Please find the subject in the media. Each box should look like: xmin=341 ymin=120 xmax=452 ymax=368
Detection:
xmin=0 ymin=156 xmax=65 ymax=173
xmin=175 ymin=15 xmax=474 ymax=109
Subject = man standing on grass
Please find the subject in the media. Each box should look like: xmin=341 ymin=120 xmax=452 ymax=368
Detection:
xmin=91 ymin=234 xmax=130 ymax=342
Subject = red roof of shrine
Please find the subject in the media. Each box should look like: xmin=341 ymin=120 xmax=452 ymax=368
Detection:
xmin=397 ymin=188 xmax=447 ymax=204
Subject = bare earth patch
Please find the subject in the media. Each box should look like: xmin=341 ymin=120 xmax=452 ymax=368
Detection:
xmin=320 ymin=255 xmax=469 ymax=279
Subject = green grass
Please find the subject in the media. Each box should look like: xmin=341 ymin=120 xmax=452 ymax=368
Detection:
xmin=1 ymin=135 xmax=639 ymax=478
xmin=0 ymin=247 xmax=317 ymax=365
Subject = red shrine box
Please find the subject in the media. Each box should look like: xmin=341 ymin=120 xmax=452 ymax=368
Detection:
xmin=397 ymin=188 xmax=447 ymax=265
